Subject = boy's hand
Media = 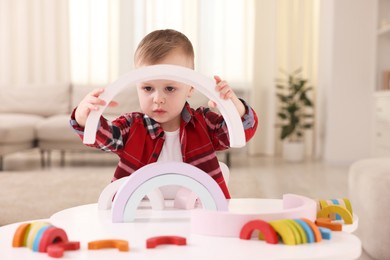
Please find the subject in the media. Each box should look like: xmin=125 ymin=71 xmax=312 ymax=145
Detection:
xmin=75 ymin=88 xmax=118 ymax=127
xmin=208 ymin=76 xmax=245 ymax=117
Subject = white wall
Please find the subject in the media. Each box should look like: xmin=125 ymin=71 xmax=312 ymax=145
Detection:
xmin=319 ymin=0 xmax=376 ymax=163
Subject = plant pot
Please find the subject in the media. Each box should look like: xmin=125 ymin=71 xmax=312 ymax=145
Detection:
xmin=282 ymin=141 xmax=305 ymax=162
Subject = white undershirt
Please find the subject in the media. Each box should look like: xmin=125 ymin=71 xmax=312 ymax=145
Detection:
xmin=157 ymin=129 xmax=183 ymax=199
xmin=157 ymin=129 xmax=183 ymax=163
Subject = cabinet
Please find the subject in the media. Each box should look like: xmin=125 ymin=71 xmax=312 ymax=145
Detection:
xmin=373 ymin=92 xmax=390 ymax=156
xmin=372 ymin=1 xmax=390 ymax=156
xmin=376 ymin=0 xmax=390 ymax=91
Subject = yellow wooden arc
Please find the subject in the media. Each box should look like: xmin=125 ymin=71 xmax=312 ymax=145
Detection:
xmin=317 ymin=205 xmax=353 ymax=224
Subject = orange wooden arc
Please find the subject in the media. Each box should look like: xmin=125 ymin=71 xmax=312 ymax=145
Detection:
xmin=239 ymin=220 xmax=279 ymax=244
xmin=88 ymin=239 xmax=129 ymax=252
xmin=300 ymin=218 xmax=322 ymax=243
xmin=146 ymin=236 xmax=187 ymax=249
xmin=315 ymin=218 xmax=342 ymax=231
xmin=12 ymin=223 xmax=30 ymax=247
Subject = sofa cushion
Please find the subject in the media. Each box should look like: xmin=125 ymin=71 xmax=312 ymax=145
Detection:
xmin=0 ymin=84 xmax=70 ymax=117
xmin=71 ymin=84 xmax=141 ymax=118
xmin=36 ymin=114 xmax=78 ymax=142
xmin=0 ymin=113 xmax=43 ymax=144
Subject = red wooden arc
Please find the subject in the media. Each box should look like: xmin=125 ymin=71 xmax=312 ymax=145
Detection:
xmin=38 ymin=227 xmax=69 ymax=252
xmin=47 ymin=241 xmax=80 ymax=258
xmin=239 ymin=220 xmax=279 ymax=244
xmin=146 ymin=236 xmax=187 ymax=249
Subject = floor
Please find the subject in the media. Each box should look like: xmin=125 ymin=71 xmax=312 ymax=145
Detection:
xmin=1 ymin=149 xmax=373 ymax=259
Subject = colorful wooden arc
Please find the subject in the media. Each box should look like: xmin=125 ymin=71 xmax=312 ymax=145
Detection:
xmin=83 ymin=64 xmax=245 ymax=147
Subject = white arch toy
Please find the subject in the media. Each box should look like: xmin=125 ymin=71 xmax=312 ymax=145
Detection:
xmin=83 ymin=64 xmax=246 ymax=147
xmin=111 ymin=162 xmax=228 ymax=222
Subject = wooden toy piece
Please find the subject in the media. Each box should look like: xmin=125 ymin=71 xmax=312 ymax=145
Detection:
xmin=269 ymin=220 xmax=296 ymax=245
xmin=283 ymin=220 xmax=302 ymax=244
xmin=317 ymin=205 xmax=353 ymax=224
xmin=12 ymin=223 xmax=30 ymax=247
xmin=38 ymin=227 xmax=69 ymax=253
xmin=26 ymin=221 xmax=51 ymax=249
xmin=32 ymin=225 xmax=53 ymax=252
xmin=88 ymin=239 xmax=129 ymax=252
xmin=318 ymin=200 xmax=336 ymax=220
xmin=145 ymin=188 xmax=165 ymax=210
xmin=330 ymin=199 xmax=342 ymax=220
xmin=239 ymin=219 xmax=278 ymax=244
xmin=146 ymin=236 xmax=187 ymax=249
xmin=343 ymin=198 xmax=353 ymax=215
xmin=83 ymin=64 xmax=246 ymax=147
xmin=121 ymin=174 xmax=216 ymax=222
xmin=46 ymin=241 xmax=80 ymax=258
xmin=318 ymin=227 xmax=332 ymax=240
xmin=190 ymin=194 xmax=317 ymax=237
xmin=112 ymin=162 xmax=228 ymax=223
xmin=174 ymin=187 xmax=199 ymax=209
xmin=300 ymin=218 xmax=322 ymax=243
xmin=315 ymin=218 xmax=342 ymax=231
xmin=293 ymin=219 xmax=315 ymax=243
xmin=97 ymin=177 xmax=128 ymax=210
xmin=285 ymin=219 xmax=307 ymax=244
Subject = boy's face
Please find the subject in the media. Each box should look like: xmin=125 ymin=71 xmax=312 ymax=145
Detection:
xmin=136 ymin=50 xmax=194 ymax=131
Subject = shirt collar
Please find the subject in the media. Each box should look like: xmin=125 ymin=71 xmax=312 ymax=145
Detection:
xmin=144 ymin=102 xmax=194 ymax=139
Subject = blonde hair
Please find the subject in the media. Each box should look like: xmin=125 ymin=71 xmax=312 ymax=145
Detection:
xmin=134 ymin=29 xmax=194 ymax=68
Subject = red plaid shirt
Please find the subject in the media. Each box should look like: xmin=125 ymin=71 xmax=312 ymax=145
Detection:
xmin=70 ymin=100 xmax=258 ymax=198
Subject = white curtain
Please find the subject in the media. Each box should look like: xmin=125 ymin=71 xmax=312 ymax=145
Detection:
xmin=0 ymin=0 xmax=70 ymax=86
xmin=249 ymin=0 xmax=320 ymax=157
xmin=70 ymin=0 xmax=254 ymax=89
xmin=69 ymin=0 xmax=119 ymax=85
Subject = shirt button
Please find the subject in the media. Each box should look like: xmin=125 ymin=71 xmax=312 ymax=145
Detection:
xmin=152 ymin=153 xmax=158 ymax=158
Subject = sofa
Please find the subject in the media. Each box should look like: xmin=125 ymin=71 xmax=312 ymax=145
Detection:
xmin=0 ymin=83 xmax=228 ymax=170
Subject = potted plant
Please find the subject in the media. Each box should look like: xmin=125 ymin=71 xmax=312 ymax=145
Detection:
xmin=275 ymin=68 xmax=314 ymax=162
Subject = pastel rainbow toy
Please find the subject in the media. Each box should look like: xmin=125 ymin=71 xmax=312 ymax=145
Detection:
xmin=239 ymin=218 xmax=332 ymax=245
xmin=12 ymin=221 xmax=80 ymax=258
xmin=83 ymin=64 xmax=245 ymax=147
xmin=110 ymin=161 xmax=229 ymax=222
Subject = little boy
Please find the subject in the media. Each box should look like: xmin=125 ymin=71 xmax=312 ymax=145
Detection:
xmin=70 ymin=29 xmax=258 ymax=199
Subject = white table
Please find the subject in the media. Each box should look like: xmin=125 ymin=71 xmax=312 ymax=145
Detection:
xmin=0 ymin=199 xmax=362 ymax=259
